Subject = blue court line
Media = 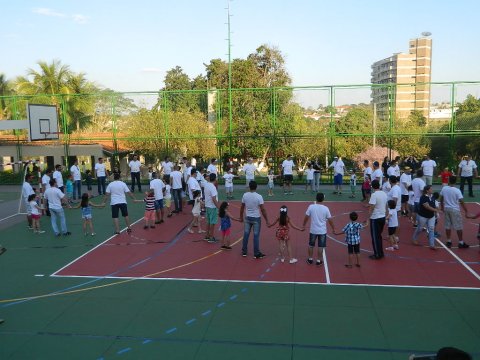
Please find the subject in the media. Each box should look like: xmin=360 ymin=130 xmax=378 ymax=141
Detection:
xmin=116 ymin=347 xmax=131 ymax=355
xmin=229 ymin=294 xmax=238 ymax=300
xmin=185 ymin=318 xmax=196 ymax=325
xmin=216 ymin=302 xmax=225 ymax=308
xmin=165 ymin=327 xmax=177 ymax=334
xmin=1 ymin=223 xmax=189 ymax=308
xmin=201 ymin=309 xmax=212 ymax=316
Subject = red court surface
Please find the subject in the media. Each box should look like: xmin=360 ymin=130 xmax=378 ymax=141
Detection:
xmin=53 ymin=201 xmax=480 ymax=289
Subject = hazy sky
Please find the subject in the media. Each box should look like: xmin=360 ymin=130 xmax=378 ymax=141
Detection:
xmin=2 ymin=0 xmax=480 ymax=106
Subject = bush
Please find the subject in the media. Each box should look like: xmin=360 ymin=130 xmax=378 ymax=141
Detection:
xmin=0 ymin=170 xmax=24 ymax=185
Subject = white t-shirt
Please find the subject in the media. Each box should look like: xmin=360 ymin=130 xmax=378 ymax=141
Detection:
xmin=306 ymin=169 xmax=315 ymax=180
xmin=369 ymin=190 xmax=388 ymax=219
xmin=164 ymin=184 xmax=171 ymax=199
xmin=187 ymin=176 xmax=201 ymax=200
xmin=184 ymin=166 xmax=193 ymax=182
xmin=161 ymin=161 xmax=173 ymax=175
xmin=387 ymin=166 xmax=396 ymax=177
xmin=421 ymin=159 xmax=436 ymax=176
xmin=129 ymin=160 xmax=141 ymax=173
xmin=241 ymin=191 xmax=264 ymax=218
xmin=106 ymin=180 xmax=130 ymax=205
xmin=203 ymin=182 xmax=218 ymax=209
xmin=149 ymin=179 xmax=165 ymax=200
xmin=95 ymin=162 xmax=106 ymax=177
xmin=458 ymin=159 xmax=477 ymax=177
xmin=44 ymin=187 xmax=65 ymax=210
xmin=388 ymin=184 xmax=402 ymax=211
xmin=22 ymin=181 xmax=35 ymax=201
xmin=440 ymin=186 xmax=463 ymax=211
xmin=411 ymin=177 xmax=426 ymax=203
xmin=388 ymin=208 xmax=398 ymax=227
xmin=70 ymin=165 xmax=81 ymax=181
xmin=223 ymin=173 xmax=234 ymax=187
xmin=41 ymin=174 xmax=51 ymax=190
xmin=170 ymin=170 xmax=183 ymax=190
xmin=363 ymin=166 xmax=372 ymax=180
xmin=372 ymin=168 xmax=383 ymax=186
xmin=207 ymin=164 xmax=218 ymax=174
xmin=399 ymin=173 xmax=412 ymax=195
xmin=330 ymin=159 xmax=345 ymax=176
xmin=53 ymin=170 xmax=64 ymax=188
xmin=305 ymin=203 xmax=331 ymax=235
xmin=282 ymin=159 xmax=294 ymax=175
xmin=243 ymin=163 xmax=257 ymax=179
xmin=29 ymin=200 xmax=40 ymax=216
xmin=381 ymin=181 xmax=391 ymax=194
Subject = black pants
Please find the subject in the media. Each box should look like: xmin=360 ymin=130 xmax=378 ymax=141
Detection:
xmin=131 ymin=172 xmax=141 ymax=192
xmin=97 ymin=176 xmax=106 ymax=195
xmin=459 ymin=176 xmax=473 ymax=196
xmin=370 ymin=217 xmax=386 ymax=258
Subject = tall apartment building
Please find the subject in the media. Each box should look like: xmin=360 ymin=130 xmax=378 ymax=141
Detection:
xmin=371 ymin=36 xmax=432 ymax=120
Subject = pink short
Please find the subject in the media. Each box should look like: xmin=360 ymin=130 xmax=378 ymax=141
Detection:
xmin=144 ymin=210 xmax=155 ymax=221
xmin=221 ymin=228 xmax=231 ymax=236
xmin=32 ymin=214 xmax=41 ymax=220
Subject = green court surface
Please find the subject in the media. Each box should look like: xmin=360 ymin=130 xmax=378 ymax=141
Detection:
xmin=0 ymin=187 xmax=479 ymax=359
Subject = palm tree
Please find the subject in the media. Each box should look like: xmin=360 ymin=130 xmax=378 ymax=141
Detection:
xmin=0 ymin=73 xmax=12 ymax=119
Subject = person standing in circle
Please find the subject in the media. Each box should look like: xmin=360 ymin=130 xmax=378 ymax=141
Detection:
xmin=329 ymin=156 xmax=346 ymax=195
xmin=281 ymin=154 xmax=295 ymax=195
xmin=95 ymin=157 xmax=108 ymax=196
xmin=70 ymin=159 xmax=82 ymax=201
xmin=457 ymin=154 xmax=478 ymax=197
xmin=368 ymin=179 xmax=388 ymax=260
xmin=128 ymin=154 xmax=142 ymax=193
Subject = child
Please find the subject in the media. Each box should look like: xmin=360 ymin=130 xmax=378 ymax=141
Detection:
xmin=439 ymin=167 xmax=453 ymax=186
xmin=187 ymin=190 xmax=206 ymax=234
xmin=148 ymin=166 xmax=154 ymax=181
xmin=71 ymin=193 xmax=104 ymax=236
xmin=218 ymin=201 xmax=241 ymax=250
xmin=334 ymin=211 xmax=367 ymax=268
xmin=381 ymin=177 xmax=391 ymax=194
xmin=407 ymin=185 xmax=415 ymax=225
xmin=269 ymin=205 xmax=303 ymax=263
xmin=66 ymin=174 xmax=74 ymax=203
xmin=267 ymin=170 xmax=277 ymax=197
xmin=349 ymin=170 xmax=357 ymax=198
xmin=164 ymin=175 xmax=172 ymax=217
xmin=138 ymin=189 xmax=156 ymax=229
xmin=28 ymin=194 xmax=45 ymax=234
xmin=304 ymin=164 xmax=315 ymax=193
xmin=385 ymin=199 xmax=399 ymax=250
xmin=223 ymin=169 xmax=235 ymax=199
xmin=85 ymin=170 xmax=93 ymax=198
xmin=361 ymin=174 xmax=371 ymax=203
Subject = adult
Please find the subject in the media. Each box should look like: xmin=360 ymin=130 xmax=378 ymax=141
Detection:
xmin=187 ymin=168 xmax=201 ymax=205
xmin=242 ymin=158 xmax=258 ymax=187
xmin=381 ymin=156 xmax=390 ymax=178
xmin=170 ymin=165 xmax=183 ymax=214
xmin=149 ymin=172 xmax=165 ymax=224
xmin=161 ymin=156 xmax=174 ymax=183
xmin=41 ymin=169 xmax=52 ymax=217
xmin=70 ymin=159 xmax=82 ymax=200
xmin=22 ymin=174 xmax=35 ymax=229
xmin=312 ymin=158 xmax=322 ymax=192
xmin=95 ymin=157 xmax=108 ymax=196
xmin=412 ymin=185 xmax=440 ymax=249
xmin=439 ymin=175 xmax=469 ymax=248
xmin=421 ymin=155 xmax=437 ymax=186
xmin=399 ymin=166 xmax=412 ymax=216
xmin=368 ymin=179 xmax=388 ymax=260
xmin=52 ymin=164 xmax=64 ymax=193
xmin=44 ymin=179 xmax=71 ymax=236
xmin=281 ymin=154 xmax=295 ymax=195
xmin=207 ymin=158 xmax=218 ymax=175
xmin=363 ymin=160 xmax=373 ymax=181
xmin=128 ymin=154 xmax=142 ymax=193
xmin=329 ymin=156 xmax=346 ymax=195
xmin=387 ymin=159 xmax=400 ymax=179
xmin=371 ymin=161 xmax=383 ymax=186
xmin=387 ymin=176 xmax=401 ymax=212
xmin=204 ymin=173 xmax=219 ymax=243
xmin=457 ymin=154 xmax=478 ymax=197
xmin=103 ymin=172 xmax=136 ymax=234
xmin=411 ymin=169 xmax=426 ymax=227
xmin=239 ymin=180 xmax=270 ymax=259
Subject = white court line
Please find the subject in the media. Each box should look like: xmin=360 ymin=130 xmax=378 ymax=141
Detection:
xmin=323 ymin=250 xmax=331 ymax=284
xmin=0 ymin=213 xmax=22 ymax=222
xmin=435 ymin=238 xmax=480 ymax=282
xmin=50 ymin=217 xmax=144 ymax=276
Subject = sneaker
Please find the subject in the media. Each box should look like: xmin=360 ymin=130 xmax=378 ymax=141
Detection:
xmin=306 ymin=258 xmax=313 ymax=265
xmin=198 ymin=230 xmax=206 ymax=234
xmin=144 ymin=225 xmax=149 ymax=229
xmin=316 ymin=259 xmax=323 ymax=266
xmin=0 ymin=247 xmax=7 ymax=256
xmin=84 ymin=232 xmax=88 ymax=237
xmin=254 ymin=252 xmax=266 ymax=259
xmin=150 ymin=226 xmax=155 ymax=229
xmin=458 ymin=242 xmax=470 ymax=249
xmin=242 ymin=252 xmax=247 ymax=257
xmin=114 ymin=231 xmax=120 ymax=235
xmin=394 ymin=245 xmax=399 ymax=250
xmin=126 ymin=228 xmax=132 ymax=234
xmin=204 ymin=235 xmax=210 ymax=241
xmin=385 ymin=246 xmax=395 ymax=251
xmin=37 ymin=230 xmax=45 ymax=234
xmin=63 ymin=232 xmax=71 ymax=236
xmin=208 ymin=237 xmax=217 ymax=243
xmin=91 ymin=233 xmax=96 ymax=236
xmin=220 ymin=245 xmax=229 ymax=250
xmin=289 ymin=258 xmax=298 ymax=264
xmin=280 ymin=258 xmax=285 ymax=262
xmin=187 ymin=228 xmax=194 ymax=234
xmin=446 ymin=241 xmax=452 ymax=248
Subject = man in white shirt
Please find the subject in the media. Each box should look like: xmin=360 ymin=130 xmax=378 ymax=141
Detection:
xmin=387 ymin=159 xmax=400 ymax=179
xmin=95 ymin=157 xmax=108 ymax=196
xmin=223 ymin=169 xmax=235 ymax=199
xmin=52 ymin=164 xmax=64 ymax=193
xmin=70 ymin=159 xmax=82 ymax=200
xmin=150 ymin=172 xmax=165 ymax=224
xmin=103 ymin=172 xmax=137 ymax=234
xmin=399 ymin=166 xmax=412 ymax=216
xmin=302 ymin=192 xmax=335 ymax=266
xmin=240 ymin=180 xmax=270 ymax=258
xmin=170 ymin=165 xmax=184 ymax=213
xmin=411 ymin=169 xmax=426 ymax=227
xmin=41 ymin=169 xmax=53 ymax=217
xmin=204 ymin=173 xmax=220 ymax=243
xmin=371 ymin=161 xmax=383 ymax=187
xmin=281 ymin=154 xmax=295 ymax=195
xmin=207 ymin=158 xmax=218 ymax=175
xmin=457 ymin=154 xmax=478 ymax=197
xmin=161 ymin=156 xmax=174 ymax=183
xmin=187 ymin=168 xmax=201 ymax=204
xmin=388 ymin=176 xmax=402 ymax=212
xmin=439 ymin=175 xmax=470 ymax=248
xmin=363 ymin=160 xmax=373 ymax=180
xmin=44 ymin=179 xmax=71 ymax=236
xmin=242 ymin=158 xmax=258 ymax=187
xmin=421 ymin=155 xmax=437 ymax=186
xmin=329 ymin=156 xmax=346 ymax=195
xmin=368 ymin=179 xmax=388 ymax=259
xmin=128 ymin=154 xmax=142 ymax=193
xmin=22 ymin=173 xmax=36 ymax=229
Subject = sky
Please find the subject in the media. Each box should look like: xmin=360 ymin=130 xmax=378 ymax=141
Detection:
xmin=2 ymin=0 xmax=480 ymax=107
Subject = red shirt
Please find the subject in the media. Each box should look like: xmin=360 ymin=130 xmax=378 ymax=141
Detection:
xmin=440 ymin=171 xmax=453 ymax=184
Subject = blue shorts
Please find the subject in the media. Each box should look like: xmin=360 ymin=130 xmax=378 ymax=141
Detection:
xmin=154 ymin=199 xmax=164 ymax=210
xmin=334 ymin=174 xmax=343 ymax=185
xmin=309 ymin=233 xmax=327 ymax=248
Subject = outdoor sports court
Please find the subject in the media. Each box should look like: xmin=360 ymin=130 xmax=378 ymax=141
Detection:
xmin=1 ymin=192 xmax=479 ymax=359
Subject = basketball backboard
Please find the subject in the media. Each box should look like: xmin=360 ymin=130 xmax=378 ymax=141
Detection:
xmin=27 ymin=104 xmax=60 ymax=141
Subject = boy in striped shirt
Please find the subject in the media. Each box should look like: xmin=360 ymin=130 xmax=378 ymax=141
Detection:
xmin=138 ymin=189 xmax=156 ymax=229
xmin=334 ymin=211 xmax=368 ymax=268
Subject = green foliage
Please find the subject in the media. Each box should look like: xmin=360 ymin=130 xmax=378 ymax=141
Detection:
xmin=0 ymin=170 xmax=23 ymax=184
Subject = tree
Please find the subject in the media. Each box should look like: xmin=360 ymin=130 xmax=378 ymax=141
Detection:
xmin=0 ymin=73 xmax=13 ymax=119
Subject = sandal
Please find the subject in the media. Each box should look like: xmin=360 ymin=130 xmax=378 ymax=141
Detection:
xmin=344 ymin=264 xmax=353 ymax=268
